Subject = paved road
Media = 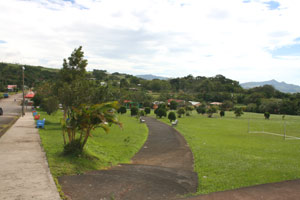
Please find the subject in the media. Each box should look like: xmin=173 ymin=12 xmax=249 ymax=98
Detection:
xmin=0 ymin=93 xmax=23 ymax=137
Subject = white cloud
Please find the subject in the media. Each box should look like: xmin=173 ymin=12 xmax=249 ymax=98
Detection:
xmin=0 ymin=0 xmax=300 ymax=84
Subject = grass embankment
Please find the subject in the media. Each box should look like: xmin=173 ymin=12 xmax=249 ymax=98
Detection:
xmin=38 ymin=110 xmax=148 ymax=178
xmin=155 ymin=111 xmax=300 ymax=194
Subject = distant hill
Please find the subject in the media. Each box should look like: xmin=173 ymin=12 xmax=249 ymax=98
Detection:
xmin=241 ymin=79 xmax=300 ymax=93
xmin=136 ymin=74 xmax=169 ymax=80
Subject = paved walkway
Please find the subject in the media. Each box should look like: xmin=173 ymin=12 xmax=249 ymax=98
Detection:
xmin=59 ymin=116 xmax=198 ymax=200
xmin=0 ymin=112 xmax=61 ymax=200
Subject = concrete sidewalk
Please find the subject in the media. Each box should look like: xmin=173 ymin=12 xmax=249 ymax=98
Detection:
xmin=0 ymin=112 xmax=61 ymax=200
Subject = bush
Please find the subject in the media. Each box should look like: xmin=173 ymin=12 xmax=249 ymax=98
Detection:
xmin=264 ymin=112 xmax=270 ymax=119
xmin=234 ymin=107 xmax=244 ymax=118
xmin=207 ymin=106 xmax=217 ymax=118
xmin=177 ymin=107 xmax=185 ymax=118
xmin=155 ymin=108 xmax=167 ymax=118
xmin=140 ymin=110 xmax=145 ymax=116
xmin=144 ymin=107 xmax=151 ymax=115
xmin=63 ymin=139 xmax=82 ymax=156
xmin=220 ymin=110 xmax=225 ymax=117
xmin=170 ymin=101 xmax=178 ymax=110
xmin=168 ymin=111 xmax=176 ymax=122
xmin=130 ymin=107 xmax=139 ymax=116
xmin=196 ymin=106 xmax=206 ymax=114
xmin=118 ymin=106 xmax=127 ymax=114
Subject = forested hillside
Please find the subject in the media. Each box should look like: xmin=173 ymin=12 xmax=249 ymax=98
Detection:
xmin=0 ymin=62 xmax=59 ymax=90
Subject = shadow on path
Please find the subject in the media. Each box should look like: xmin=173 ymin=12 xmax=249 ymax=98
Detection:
xmin=59 ymin=117 xmax=198 ymax=200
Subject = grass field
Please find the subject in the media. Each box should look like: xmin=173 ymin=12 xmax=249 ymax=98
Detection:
xmin=38 ymin=110 xmax=148 ymax=178
xmin=154 ymin=111 xmax=300 ymax=194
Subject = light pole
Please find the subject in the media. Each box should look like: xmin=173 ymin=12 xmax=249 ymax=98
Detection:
xmin=22 ymin=66 xmax=25 ymax=116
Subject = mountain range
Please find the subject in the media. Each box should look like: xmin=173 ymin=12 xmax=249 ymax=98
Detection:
xmin=241 ymin=79 xmax=300 ymax=93
xmin=136 ymin=74 xmax=169 ymax=80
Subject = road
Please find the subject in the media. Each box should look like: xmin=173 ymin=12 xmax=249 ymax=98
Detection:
xmin=0 ymin=93 xmax=23 ymax=137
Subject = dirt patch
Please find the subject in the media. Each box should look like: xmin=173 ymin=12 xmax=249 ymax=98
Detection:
xmin=59 ymin=117 xmax=198 ymax=200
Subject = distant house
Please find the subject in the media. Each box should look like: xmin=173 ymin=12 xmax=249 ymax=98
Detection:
xmin=152 ymin=101 xmax=165 ymax=109
xmin=167 ymin=99 xmax=185 ymax=105
xmin=7 ymin=85 xmax=17 ymax=92
xmin=210 ymin=102 xmax=222 ymax=106
xmin=188 ymin=101 xmax=201 ymax=107
xmin=123 ymin=100 xmax=142 ymax=109
xmin=100 ymin=82 xmax=107 ymax=86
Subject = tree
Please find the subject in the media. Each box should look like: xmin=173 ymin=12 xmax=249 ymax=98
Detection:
xmin=220 ymin=110 xmax=225 ymax=117
xmin=144 ymin=107 xmax=151 ymax=115
xmin=185 ymin=106 xmax=194 ymax=116
xmin=234 ymin=107 xmax=244 ymax=118
xmin=63 ymin=102 xmax=121 ymax=154
xmin=196 ymin=106 xmax=206 ymax=114
xmin=207 ymin=106 xmax=217 ymax=118
xmin=118 ymin=106 xmax=127 ymax=114
xmin=156 ymin=108 xmax=167 ymax=118
xmin=168 ymin=111 xmax=176 ymax=122
xmin=40 ymin=96 xmax=59 ymax=115
xmin=264 ymin=112 xmax=270 ymax=119
xmin=170 ymin=100 xmax=178 ymax=110
xmin=177 ymin=107 xmax=185 ymax=118
xmin=131 ymin=106 xmax=139 ymax=116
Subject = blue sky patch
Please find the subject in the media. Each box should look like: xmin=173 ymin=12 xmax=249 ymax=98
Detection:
xmin=264 ymin=1 xmax=280 ymax=10
xmin=294 ymin=37 xmax=300 ymax=42
xmin=243 ymin=0 xmax=251 ymax=3
xmin=271 ymin=44 xmax=300 ymax=57
xmin=0 ymin=40 xmax=6 ymax=44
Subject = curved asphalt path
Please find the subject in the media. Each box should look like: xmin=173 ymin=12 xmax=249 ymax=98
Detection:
xmin=59 ymin=117 xmax=198 ymax=200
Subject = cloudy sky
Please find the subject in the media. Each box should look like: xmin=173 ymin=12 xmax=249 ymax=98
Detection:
xmin=1 ymin=0 xmax=300 ymax=84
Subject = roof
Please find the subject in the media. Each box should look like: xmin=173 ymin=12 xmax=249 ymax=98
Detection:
xmin=210 ymin=102 xmax=222 ymax=105
xmin=7 ymin=85 xmax=17 ymax=89
xmin=25 ymin=92 xmax=35 ymax=98
xmin=167 ymin=99 xmax=184 ymax=103
xmin=188 ymin=101 xmax=201 ymax=106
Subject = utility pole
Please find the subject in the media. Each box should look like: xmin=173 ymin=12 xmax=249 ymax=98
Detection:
xmin=22 ymin=66 xmax=25 ymax=116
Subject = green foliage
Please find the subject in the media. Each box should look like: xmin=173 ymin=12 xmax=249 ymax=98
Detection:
xmin=139 ymin=110 xmax=145 ymax=116
xmin=234 ymin=107 xmax=244 ymax=117
xmin=64 ymin=102 xmax=121 ymax=154
xmin=32 ymin=93 xmax=43 ymax=107
xmin=185 ymin=105 xmax=194 ymax=116
xmin=207 ymin=106 xmax=217 ymax=118
xmin=168 ymin=111 xmax=176 ymax=122
xmin=144 ymin=107 xmax=151 ymax=115
xmin=177 ymin=107 xmax=185 ymax=118
xmin=196 ymin=106 xmax=206 ymax=114
xmin=40 ymin=96 xmax=59 ymax=115
xmin=130 ymin=106 xmax=139 ymax=116
xmin=264 ymin=112 xmax=270 ymax=119
xmin=155 ymin=108 xmax=167 ymax=118
xmin=220 ymin=110 xmax=225 ymax=117
xmin=38 ymin=110 xmax=148 ymax=178
xmin=169 ymin=100 xmax=178 ymax=110
xmin=118 ymin=106 xmax=127 ymax=114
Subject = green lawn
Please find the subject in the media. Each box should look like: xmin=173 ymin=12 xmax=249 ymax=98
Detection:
xmin=38 ymin=110 xmax=148 ymax=178
xmin=155 ymin=111 xmax=300 ymax=194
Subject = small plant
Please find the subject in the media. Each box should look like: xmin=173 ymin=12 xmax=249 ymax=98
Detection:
xmin=196 ymin=106 xmax=206 ymax=115
xmin=155 ymin=108 xmax=167 ymax=118
xmin=144 ymin=107 xmax=151 ymax=115
xmin=264 ymin=112 xmax=270 ymax=119
xmin=170 ymin=100 xmax=178 ymax=110
xmin=139 ymin=110 xmax=145 ymax=116
xmin=130 ymin=106 xmax=139 ymax=116
xmin=168 ymin=111 xmax=176 ymax=122
xmin=177 ymin=107 xmax=185 ymax=118
xmin=234 ymin=107 xmax=244 ymax=118
xmin=207 ymin=106 xmax=217 ymax=118
xmin=220 ymin=110 xmax=225 ymax=117
xmin=118 ymin=106 xmax=127 ymax=114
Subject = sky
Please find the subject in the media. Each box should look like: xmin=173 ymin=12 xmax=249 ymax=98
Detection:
xmin=0 ymin=0 xmax=300 ymax=84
